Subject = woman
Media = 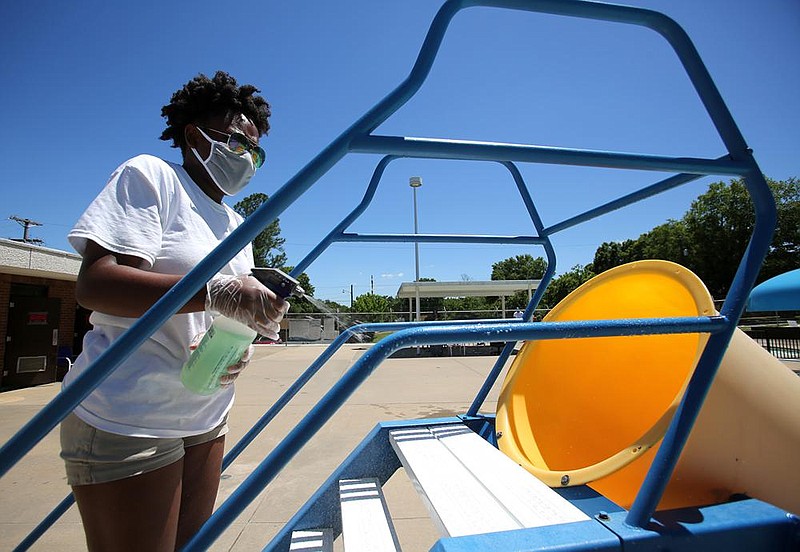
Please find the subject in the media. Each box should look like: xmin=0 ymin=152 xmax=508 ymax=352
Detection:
xmin=60 ymin=71 xmax=286 ymax=551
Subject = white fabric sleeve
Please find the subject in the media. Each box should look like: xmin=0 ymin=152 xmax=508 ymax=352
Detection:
xmin=68 ymin=160 xmax=164 ymax=268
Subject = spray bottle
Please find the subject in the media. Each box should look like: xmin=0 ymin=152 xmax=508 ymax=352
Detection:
xmin=181 ymin=268 xmax=305 ymax=395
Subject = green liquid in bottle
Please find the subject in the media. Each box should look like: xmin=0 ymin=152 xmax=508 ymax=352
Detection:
xmin=181 ymin=316 xmax=257 ymax=395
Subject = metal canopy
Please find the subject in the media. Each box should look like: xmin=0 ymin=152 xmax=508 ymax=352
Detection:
xmin=396 ymin=280 xmax=540 ymax=299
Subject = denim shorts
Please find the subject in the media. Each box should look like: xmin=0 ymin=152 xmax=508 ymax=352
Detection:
xmin=60 ymin=413 xmax=228 ymax=486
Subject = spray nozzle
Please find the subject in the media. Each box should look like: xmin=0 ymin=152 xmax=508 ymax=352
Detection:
xmin=250 ymin=267 xmax=306 ymax=299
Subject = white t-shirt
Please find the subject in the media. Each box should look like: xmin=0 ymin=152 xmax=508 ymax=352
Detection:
xmin=65 ymin=154 xmax=254 ymax=438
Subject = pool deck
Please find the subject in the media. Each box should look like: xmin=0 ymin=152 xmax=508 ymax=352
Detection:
xmin=0 ymin=344 xmax=508 ymax=551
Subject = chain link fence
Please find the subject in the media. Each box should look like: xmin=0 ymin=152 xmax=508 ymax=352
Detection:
xmin=277 ymin=309 xmax=800 ymax=364
xmin=276 ymin=309 xmax=551 ymax=343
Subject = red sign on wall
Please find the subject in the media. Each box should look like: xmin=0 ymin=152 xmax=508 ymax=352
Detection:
xmin=27 ymin=312 xmax=48 ymax=325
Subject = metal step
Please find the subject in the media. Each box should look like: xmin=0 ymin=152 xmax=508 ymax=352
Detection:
xmin=289 ymin=529 xmax=333 ymax=551
xmin=389 ymin=423 xmax=589 ymax=537
xmin=339 ymin=478 xmax=401 ymax=551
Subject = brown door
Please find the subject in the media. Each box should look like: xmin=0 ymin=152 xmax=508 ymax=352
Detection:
xmin=3 ymin=297 xmax=61 ymax=389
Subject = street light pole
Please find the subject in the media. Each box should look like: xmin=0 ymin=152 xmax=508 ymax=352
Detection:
xmin=410 ymin=176 xmax=422 ymax=322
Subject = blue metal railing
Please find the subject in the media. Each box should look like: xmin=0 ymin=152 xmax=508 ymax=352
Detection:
xmin=187 ymin=316 xmax=729 ymax=551
xmin=1 ymin=0 xmax=777 ymax=550
xmin=285 ymin=156 xmax=557 ymax=426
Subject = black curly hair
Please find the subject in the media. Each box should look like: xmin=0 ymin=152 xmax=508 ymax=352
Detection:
xmin=160 ymin=71 xmax=271 ymax=150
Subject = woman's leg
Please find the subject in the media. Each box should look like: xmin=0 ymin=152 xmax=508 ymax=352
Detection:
xmin=72 ymin=459 xmax=184 ymax=552
xmin=175 ymin=435 xmax=226 ymax=549
xmin=62 ymin=414 xmax=227 ymax=551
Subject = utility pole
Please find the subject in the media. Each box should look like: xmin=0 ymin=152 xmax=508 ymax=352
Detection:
xmin=9 ymin=216 xmax=43 ymax=245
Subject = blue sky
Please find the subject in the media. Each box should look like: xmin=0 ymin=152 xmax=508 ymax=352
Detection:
xmin=2 ymin=1 xmax=798 ymax=304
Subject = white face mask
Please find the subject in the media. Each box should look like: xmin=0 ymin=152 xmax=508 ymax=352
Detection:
xmin=191 ymin=128 xmax=255 ymax=196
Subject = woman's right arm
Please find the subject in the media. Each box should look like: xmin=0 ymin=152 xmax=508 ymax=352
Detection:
xmin=75 ymin=240 xmax=206 ymax=318
xmin=76 ymin=240 xmax=288 ymax=337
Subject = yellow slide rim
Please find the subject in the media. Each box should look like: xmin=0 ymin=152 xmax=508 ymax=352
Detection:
xmin=495 ymin=260 xmax=715 ymax=487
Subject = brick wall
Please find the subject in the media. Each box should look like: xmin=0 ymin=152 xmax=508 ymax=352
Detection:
xmin=0 ymin=274 xmax=78 ymax=376
xmin=0 ymin=276 xmax=9 ymax=372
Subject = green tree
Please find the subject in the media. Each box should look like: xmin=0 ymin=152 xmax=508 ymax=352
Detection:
xmin=442 ymin=296 xmax=491 ymax=319
xmin=639 ymin=220 xmax=689 ymax=264
xmin=231 ymin=195 xmax=327 ymax=313
xmin=491 ymin=254 xmax=547 ymax=309
xmin=232 ymin=192 xmax=287 ymax=268
xmin=491 ymin=254 xmax=547 ymax=280
xmin=590 ymin=177 xmax=799 ymax=300
xmin=388 ymin=295 xmax=408 ymax=314
xmin=683 ymin=177 xmax=800 ymax=298
xmin=541 ymin=264 xmax=596 ymax=309
xmin=352 ymin=293 xmax=391 ymax=313
xmin=754 ymin=177 xmax=799 ymax=281
xmin=593 ymin=222 xmax=688 ymax=274
xmin=280 ymin=267 xmax=317 ymax=313
xmin=592 ymin=238 xmax=645 ymax=273
xmin=592 ymin=241 xmax=626 ymax=274
xmin=682 ymin=180 xmax=754 ymax=298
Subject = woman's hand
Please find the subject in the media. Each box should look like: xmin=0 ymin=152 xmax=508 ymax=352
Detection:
xmin=219 ymin=345 xmax=254 ymax=388
xmin=206 ymin=274 xmax=289 ymax=339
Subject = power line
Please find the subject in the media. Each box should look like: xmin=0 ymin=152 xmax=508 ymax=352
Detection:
xmin=8 ymin=215 xmax=44 ymax=245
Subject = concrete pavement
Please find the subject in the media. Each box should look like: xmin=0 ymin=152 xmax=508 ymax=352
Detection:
xmin=0 ymin=344 xmax=508 ymax=552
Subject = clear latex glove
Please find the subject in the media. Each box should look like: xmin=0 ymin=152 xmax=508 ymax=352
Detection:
xmin=219 ymin=344 xmax=254 ymax=388
xmin=206 ymin=274 xmax=289 ymax=339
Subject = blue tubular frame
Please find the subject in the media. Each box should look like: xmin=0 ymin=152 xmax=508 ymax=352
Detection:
xmin=185 ymin=316 xmax=728 ymax=551
xmin=288 ymin=157 xmax=555 ymax=275
xmin=349 ymin=135 xmax=750 ymax=175
xmin=285 ymin=155 xmax=561 ymax=420
xmin=1 ymin=0 xmax=779 ymax=549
